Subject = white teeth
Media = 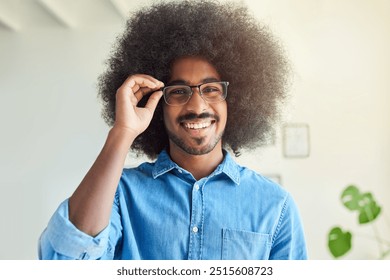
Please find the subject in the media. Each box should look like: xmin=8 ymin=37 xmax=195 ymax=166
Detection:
xmin=183 ymin=122 xmax=211 ymax=129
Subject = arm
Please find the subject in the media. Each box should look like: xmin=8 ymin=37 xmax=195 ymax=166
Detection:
xmin=68 ymin=74 xmax=164 ymax=237
xmin=269 ymin=194 xmax=308 ymax=260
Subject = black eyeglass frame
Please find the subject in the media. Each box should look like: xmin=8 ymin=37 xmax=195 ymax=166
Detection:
xmin=162 ymin=81 xmax=229 ymax=106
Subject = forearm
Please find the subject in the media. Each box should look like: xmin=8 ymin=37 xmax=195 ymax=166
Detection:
xmin=68 ymin=74 xmax=163 ymax=237
xmin=68 ymin=126 xmax=136 ymax=236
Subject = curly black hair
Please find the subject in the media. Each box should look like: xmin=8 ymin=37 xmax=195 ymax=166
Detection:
xmin=98 ymin=0 xmax=289 ymax=159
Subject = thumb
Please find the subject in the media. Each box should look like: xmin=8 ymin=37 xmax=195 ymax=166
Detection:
xmin=144 ymin=90 xmax=163 ymax=113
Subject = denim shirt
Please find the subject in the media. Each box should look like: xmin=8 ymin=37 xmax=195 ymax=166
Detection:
xmin=39 ymin=150 xmax=307 ymax=260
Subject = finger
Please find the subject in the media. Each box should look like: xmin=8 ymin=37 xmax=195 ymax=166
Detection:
xmin=144 ymin=90 xmax=163 ymax=113
xmin=126 ymin=75 xmax=163 ymax=93
xmin=117 ymin=75 xmax=164 ymax=104
xmin=133 ymin=87 xmax=157 ymax=102
xmin=117 ymin=75 xmax=164 ymax=109
xmin=136 ymin=74 xmax=164 ymax=89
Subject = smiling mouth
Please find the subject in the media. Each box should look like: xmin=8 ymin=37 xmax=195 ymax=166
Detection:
xmin=181 ymin=120 xmax=215 ymax=129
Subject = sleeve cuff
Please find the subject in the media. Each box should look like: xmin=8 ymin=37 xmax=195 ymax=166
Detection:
xmin=45 ymin=199 xmax=110 ymax=259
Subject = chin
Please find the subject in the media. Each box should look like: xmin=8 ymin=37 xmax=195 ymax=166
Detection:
xmin=180 ymin=145 xmax=216 ymax=156
xmin=167 ymin=130 xmax=223 ymax=156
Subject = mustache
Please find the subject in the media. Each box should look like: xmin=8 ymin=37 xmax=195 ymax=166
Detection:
xmin=177 ymin=112 xmax=220 ymax=123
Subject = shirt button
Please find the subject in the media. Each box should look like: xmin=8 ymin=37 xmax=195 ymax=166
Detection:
xmin=194 ymin=183 xmax=199 ymax=190
xmin=192 ymin=226 xmax=199 ymax=233
xmin=178 ymin=169 xmax=183 ymax=173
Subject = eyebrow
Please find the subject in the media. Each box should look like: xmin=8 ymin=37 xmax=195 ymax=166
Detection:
xmin=167 ymin=77 xmax=220 ymax=86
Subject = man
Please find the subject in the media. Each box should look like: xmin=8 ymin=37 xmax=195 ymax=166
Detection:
xmin=39 ymin=0 xmax=307 ymax=260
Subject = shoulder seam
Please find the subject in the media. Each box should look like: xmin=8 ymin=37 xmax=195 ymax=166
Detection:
xmin=271 ymin=193 xmax=290 ymax=245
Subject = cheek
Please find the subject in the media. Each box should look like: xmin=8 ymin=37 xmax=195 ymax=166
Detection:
xmin=162 ymin=106 xmax=179 ymax=129
xmin=218 ymin=103 xmax=228 ymax=125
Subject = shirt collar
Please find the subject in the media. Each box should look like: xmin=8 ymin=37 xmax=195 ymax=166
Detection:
xmin=152 ymin=149 xmax=240 ymax=185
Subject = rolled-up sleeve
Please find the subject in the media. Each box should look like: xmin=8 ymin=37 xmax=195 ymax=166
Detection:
xmin=38 ymin=199 xmax=110 ymax=260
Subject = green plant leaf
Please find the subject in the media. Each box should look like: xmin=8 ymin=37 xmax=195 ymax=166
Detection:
xmin=328 ymin=227 xmax=352 ymax=258
xmin=341 ymin=186 xmax=381 ymax=224
xmin=359 ymin=202 xmax=381 ymax=224
xmin=341 ymin=185 xmax=360 ymax=211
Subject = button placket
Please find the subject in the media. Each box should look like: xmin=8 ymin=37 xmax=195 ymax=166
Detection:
xmin=188 ymin=181 xmax=204 ymax=260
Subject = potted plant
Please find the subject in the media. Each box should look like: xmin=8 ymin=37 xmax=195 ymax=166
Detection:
xmin=328 ymin=185 xmax=390 ymax=259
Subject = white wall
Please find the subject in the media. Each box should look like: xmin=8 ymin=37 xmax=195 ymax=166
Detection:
xmin=0 ymin=0 xmax=389 ymax=259
xmin=0 ymin=28 xmax=116 ymax=259
xmin=240 ymin=0 xmax=390 ymax=259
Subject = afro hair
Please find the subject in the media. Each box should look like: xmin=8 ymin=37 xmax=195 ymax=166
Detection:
xmin=98 ymin=0 xmax=290 ymax=159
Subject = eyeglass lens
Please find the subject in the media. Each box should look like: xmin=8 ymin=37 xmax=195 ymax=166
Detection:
xmin=163 ymin=82 xmax=228 ymax=106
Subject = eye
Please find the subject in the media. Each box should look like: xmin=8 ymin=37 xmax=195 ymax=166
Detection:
xmin=202 ymin=86 xmax=220 ymax=93
xmin=167 ymin=87 xmax=189 ymax=95
xmin=202 ymin=84 xmax=223 ymax=96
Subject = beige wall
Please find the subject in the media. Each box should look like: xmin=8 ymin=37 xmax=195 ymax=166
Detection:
xmin=239 ymin=0 xmax=390 ymax=259
xmin=0 ymin=0 xmax=389 ymax=259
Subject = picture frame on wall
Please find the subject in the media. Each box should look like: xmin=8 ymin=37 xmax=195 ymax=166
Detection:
xmin=265 ymin=174 xmax=282 ymax=185
xmin=282 ymin=123 xmax=310 ymax=158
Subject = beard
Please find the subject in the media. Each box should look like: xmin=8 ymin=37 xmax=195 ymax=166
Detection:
xmin=166 ymin=128 xmax=224 ymax=155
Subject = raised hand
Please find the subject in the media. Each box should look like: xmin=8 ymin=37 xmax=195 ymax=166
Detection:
xmin=114 ymin=74 xmax=164 ymax=136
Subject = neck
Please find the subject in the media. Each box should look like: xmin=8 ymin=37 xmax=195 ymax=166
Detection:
xmin=169 ymin=144 xmax=224 ymax=181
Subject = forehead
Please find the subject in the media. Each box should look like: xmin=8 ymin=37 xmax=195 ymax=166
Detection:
xmin=169 ymin=56 xmax=221 ymax=83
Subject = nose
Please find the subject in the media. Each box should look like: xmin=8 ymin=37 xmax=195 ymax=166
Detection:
xmin=185 ymin=87 xmax=209 ymax=113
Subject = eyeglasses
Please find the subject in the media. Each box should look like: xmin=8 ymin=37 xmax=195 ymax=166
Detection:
xmin=162 ymin=81 xmax=229 ymax=106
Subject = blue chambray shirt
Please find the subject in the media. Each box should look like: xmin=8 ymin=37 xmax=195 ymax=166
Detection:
xmin=39 ymin=150 xmax=307 ymax=260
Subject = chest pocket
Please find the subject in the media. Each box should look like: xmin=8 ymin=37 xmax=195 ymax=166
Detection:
xmin=222 ymin=228 xmax=272 ymax=260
